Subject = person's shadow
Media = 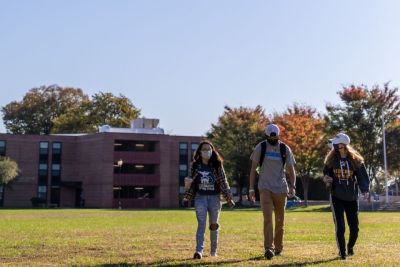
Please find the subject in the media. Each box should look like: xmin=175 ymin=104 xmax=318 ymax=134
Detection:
xmin=96 ymin=256 xmax=338 ymax=267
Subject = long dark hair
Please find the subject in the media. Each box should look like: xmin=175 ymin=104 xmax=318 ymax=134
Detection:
xmin=192 ymin=141 xmax=224 ymax=172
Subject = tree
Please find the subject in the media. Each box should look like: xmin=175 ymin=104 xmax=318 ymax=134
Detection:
xmin=87 ymin=92 xmax=140 ymax=128
xmin=2 ymin=85 xmax=89 ymax=134
xmin=325 ymin=83 xmax=400 ymax=191
xmin=208 ymin=106 xmax=268 ymax=204
xmin=273 ymin=104 xmax=326 ymax=206
xmin=0 ymin=157 xmax=19 ymax=188
xmin=2 ymin=86 xmax=141 ymax=134
xmin=385 ymin=119 xmax=400 ymax=174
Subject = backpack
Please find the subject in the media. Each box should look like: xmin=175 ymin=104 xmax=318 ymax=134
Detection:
xmin=258 ymin=141 xmax=287 ymax=169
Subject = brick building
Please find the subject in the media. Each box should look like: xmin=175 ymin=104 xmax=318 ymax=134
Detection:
xmin=0 ymin=119 xmax=202 ymax=208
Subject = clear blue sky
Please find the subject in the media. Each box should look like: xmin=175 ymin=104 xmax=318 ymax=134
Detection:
xmin=1 ymin=1 xmax=399 ymax=136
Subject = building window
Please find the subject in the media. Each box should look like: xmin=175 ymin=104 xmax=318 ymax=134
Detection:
xmin=0 ymin=184 xmax=4 ymax=207
xmin=52 ymin=142 xmax=62 ymax=163
xmin=191 ymin=143 xmax=199 ymax=159
xmin=37 ymin=185 xmax=47 ymax=200
xmin=114 ymin=140 xmax=157 ymax=152
xmin=51 ymin=164 xmax=61 ymax=176
xmin=0 ymin=140 xmax=6 ymax=156
xmin=39 ymin=142 xmax=49 ymax=163
xmin=179 ymin=142 xmax=188 ymax=163
xmin=114 ymin=163 xmax=156 ymax=174
xmin=113 ymin=186 xmax=156 ymax=199
xmin=39 ymin=164 xmax=48 ymax=177
xmin=179 ymin=164 xmax=188 ymax=186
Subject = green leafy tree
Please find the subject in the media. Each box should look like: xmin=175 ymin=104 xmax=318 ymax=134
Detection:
xmin=208 ymin=105 xmax=268 ymax=204
xmin=2 ymin=86 xmax=141 ymax=134
xmin=273 ymin=104 xmax=326 ymax=206
xmin=325 ymin=83 xmax=400 ymax=191
xmin=87 ymin=92 xmax=140 ymax=128
xmin=2 ymin=85 xmax=89 ymax=134
xmin=385 ymin=119 xmax=400 ymax=174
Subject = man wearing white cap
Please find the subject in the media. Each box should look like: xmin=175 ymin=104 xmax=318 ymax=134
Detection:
xmin=323 ymin=132 xmax=370 ymax=260
xmin=249 ymin=123 xmax=296 ymax=260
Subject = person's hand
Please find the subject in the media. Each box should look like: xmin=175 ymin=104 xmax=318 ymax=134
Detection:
xmin=249 ymin=189 xmax=256 ymax=203
xmin=287 ymin=188 xmax=296 ymax=198
xmin=362 ymin=192 xmax=370 ymax=201
xmin=323 ymin=175 xmax=333 ymax=184
xmin=227 ymin=199 xmax=235 ymax=208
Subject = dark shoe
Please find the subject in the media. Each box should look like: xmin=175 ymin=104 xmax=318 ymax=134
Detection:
xmin=347 ymin=247 xmax=354 ymax=256
xmin=265 ymin=249 xmax=274 ymax=260
xmin=193 ymin=252 xmax=202 ymax=259
xmin=339 ymin=252 xmax=346 ymax=260
xmin=274 ymin=250 xmax=282 ymax=256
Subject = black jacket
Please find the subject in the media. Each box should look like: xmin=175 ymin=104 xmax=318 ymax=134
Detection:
xmin=323 ymin=157 xmax=369 ymax=201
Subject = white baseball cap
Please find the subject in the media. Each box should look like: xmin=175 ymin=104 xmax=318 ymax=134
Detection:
xmin=332 ymin=133 xmax=350 ymax=145
xmin=265 ymin=124 xmax=280 ymax=137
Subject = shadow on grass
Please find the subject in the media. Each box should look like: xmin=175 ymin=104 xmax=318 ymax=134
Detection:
xmin=97 ymin=258 xmax=245 ymax=267
xmin=95 ymin=255 xmax=338 ymax=267
xmin=269 ymin=257 xmax=338 ymax=267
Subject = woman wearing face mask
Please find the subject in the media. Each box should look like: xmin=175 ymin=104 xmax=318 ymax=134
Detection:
xmin=183 ymin=141 xmax=235 ymax=259
xmin=323 ymin=133 xmax=370 ymax=260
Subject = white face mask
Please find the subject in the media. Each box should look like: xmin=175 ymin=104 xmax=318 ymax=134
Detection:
xmin=201 ymin=150 xmax=212 ymax=159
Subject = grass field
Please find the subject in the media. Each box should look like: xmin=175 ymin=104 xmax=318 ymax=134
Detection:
xmin=0 ymin=206 xmax=399 ymax=266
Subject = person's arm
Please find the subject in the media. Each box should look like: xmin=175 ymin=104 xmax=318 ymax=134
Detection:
xmin=356 ymin=163 xmax=370 ymax=199
xmin=183 ymin=164 xmax=196 ymax=202
xmin=217 ymin=165 xmax=235 ymax=207
xmin=249 ymin=159 xmax=258 ymax=202
xmin=287 ymin=165 xmax=296 ymax=198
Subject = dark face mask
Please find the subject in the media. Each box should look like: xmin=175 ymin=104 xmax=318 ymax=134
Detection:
xmin=267 ymin=138 xmax=278 ymax=146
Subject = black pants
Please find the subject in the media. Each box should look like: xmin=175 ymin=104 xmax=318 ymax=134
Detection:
xmin=330 ymin=195 xmax=359 ymax=256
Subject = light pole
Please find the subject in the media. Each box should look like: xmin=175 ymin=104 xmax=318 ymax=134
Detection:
xmin=382 ymin=113 xmax=389 ymax=204
xmin=117 ymin=159 xmax=123 ymax=209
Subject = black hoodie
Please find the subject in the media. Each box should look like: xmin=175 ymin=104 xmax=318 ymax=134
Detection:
xmin=323 ymin=157 xmax=369 ymax=201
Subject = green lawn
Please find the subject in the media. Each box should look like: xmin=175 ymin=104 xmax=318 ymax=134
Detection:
xmin=0 ymin=206 xmax=399 ymax=266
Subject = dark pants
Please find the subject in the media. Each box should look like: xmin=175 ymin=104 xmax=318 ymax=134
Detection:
xmin=330 ymin=195 xmax=359 ymax=256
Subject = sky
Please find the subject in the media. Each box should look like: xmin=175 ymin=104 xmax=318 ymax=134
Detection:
xmin=1 ymin=1 xmax=400 ymax=136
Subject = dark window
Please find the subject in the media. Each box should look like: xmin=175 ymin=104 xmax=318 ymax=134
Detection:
xmin=51 ymin=164 xmax=61 ymax=186
xmin=0 ymin=184 xmax=4 ymax=206
xmin=114 ymin=140 xmax=157 ymax=152
xmin=52 ymin=142 xmax=62 ymax=163
xmin=39 ymin=163 xmax=48 ymax=177
xmin=50 ymin=187 xmax=60 ymax=206
xmin=51 ymin=164 xmax=61 ymax=176
xmin=39 ymin=142 xmax=49 ymax=163
xmin=114 ymin=163 xmax=156 ymax=174
xmin=191 ymin=143 xmax=199 ymax=159
xmin=179 ymin=164 xmax=188 ymax=186
xmin=0 ymin=140 xmax=6 ymax=156
xmin=37 ymin=185 xmax=47 ymax=200
xmin=113 ymin=186 xmax=156 ymax=199
xmin=179 ymin=143 xmax=188 ymax=163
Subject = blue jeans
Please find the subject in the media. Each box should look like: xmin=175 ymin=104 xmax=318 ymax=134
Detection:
xmin=194 ymin=194 xmax=221 ymax=255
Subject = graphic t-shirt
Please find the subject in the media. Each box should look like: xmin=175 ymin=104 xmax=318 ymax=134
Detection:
xmin=195 ymin=164 xmax=218 ymax=195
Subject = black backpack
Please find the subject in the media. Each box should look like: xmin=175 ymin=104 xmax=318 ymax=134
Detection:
xmin=258 ymin=141 xmax=287 ymax=169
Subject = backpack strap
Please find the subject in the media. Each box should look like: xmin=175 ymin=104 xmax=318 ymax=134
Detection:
xmin=259 ymin=141 xmax=266 ymax=167
xmin=259 ymin=141 xmax=287 ymax=169
xmin=279 ymin=142 xmax=287 ymax=168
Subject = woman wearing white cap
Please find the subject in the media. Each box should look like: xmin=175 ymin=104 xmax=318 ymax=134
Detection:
xmin=323 ymin=133 xmax=370 ymax=260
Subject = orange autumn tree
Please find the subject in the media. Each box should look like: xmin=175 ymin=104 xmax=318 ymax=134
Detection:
xmin=273 ymin=104 xmax=326 ymax=206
